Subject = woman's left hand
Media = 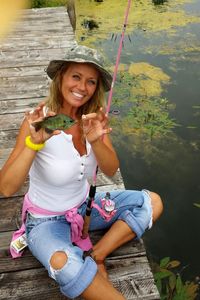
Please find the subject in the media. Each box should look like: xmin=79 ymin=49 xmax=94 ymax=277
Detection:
xmin=82 ymin=108 xmax=112 ymax=144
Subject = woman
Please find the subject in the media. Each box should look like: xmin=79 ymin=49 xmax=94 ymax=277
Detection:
xmin=0 ymin=45 xmax=163 ymax=300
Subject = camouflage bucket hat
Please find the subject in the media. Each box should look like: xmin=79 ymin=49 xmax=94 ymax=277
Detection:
xmin=46 ymin=45 xmax=113 ymax=92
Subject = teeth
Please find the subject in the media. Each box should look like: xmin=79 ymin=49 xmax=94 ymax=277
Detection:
xmin=72 ymin=92 xmax=84 ymax=98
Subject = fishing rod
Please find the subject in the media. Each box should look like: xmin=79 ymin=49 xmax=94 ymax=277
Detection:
xmin=106 ymin=0 xmax=132 ymax=115
xmin=82 ymin=0 xmax=132 ymax=242
xmin=82 ymin=168 xmax=98 ymax=239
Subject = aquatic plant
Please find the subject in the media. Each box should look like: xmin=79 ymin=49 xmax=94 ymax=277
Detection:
xmin=75 ymin=0 xmax=200 ymax=46
xmin=110 ymin=70 xmax=176 ymax=140
xmin=152 ymin=257 xmax=199 ymax=300
xmin=152 ymin=0 xmax=168 ymax=5
xmin=30 ymin=0 xmax=66 ymax=8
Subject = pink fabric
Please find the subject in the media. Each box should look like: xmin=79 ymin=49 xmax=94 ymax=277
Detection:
xmin=10 ymin=194 xmax=92 ymax=259
xmin=92 ymin=200 xmax=116 ymax=222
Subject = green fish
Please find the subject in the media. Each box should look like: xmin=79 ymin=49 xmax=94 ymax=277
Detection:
xmin=32 ymin=114 xmax=75 ymax=133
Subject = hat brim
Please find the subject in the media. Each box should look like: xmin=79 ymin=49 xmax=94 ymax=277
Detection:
xmin=46 ymin=58 xmax=112 ymax=92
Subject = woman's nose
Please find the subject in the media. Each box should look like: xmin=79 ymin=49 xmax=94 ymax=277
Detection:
xmin=77 ymin=79 xmax=86 ymax=91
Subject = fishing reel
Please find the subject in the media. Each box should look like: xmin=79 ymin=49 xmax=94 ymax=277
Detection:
xmin=101 ymin=192 xmax=116 ymax=215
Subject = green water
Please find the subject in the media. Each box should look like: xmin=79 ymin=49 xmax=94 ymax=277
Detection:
xmin=75 ymin=0 xmax=200 ymax=288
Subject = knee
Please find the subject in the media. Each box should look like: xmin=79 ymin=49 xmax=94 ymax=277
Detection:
xmin=149 ymin=191 xmax=164 ymax=222
xmin=49 ymin=252 xmax=98 ymax=299
xmin=50 ymin=251 xmax=68 ymax=270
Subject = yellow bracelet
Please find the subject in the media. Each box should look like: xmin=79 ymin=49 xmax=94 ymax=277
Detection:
xmin=25 ymin=135 xmax=45 ymax=151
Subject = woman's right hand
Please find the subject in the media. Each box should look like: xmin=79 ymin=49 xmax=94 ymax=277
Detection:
xmin=25 ymin=102 xmax=60 ymax=144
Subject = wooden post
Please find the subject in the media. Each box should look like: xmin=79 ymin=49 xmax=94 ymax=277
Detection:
xmin=66 ymin=0 xmax=76 ymax=32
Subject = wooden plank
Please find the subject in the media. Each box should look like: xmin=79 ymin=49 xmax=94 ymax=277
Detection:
xmin=0 ymin=85 xmax=48 ymax=101
xmin=0 ymin=113 xmax=23 ymax=130
xmin=0 ymin=74 xmax=48 ymax=88
xmin=0 ymin=46 xmax=76 ymax=69
xmin=0 ymin=252 xmax=42 ymax=273
xmin=0 ymin=268 xmax=67 ymax=300
xmin=4 ymin=8 xmax=73 ymax=31
xmin=0 ymin=196 xmax=23 ymax=232
xmin=0 ymin=134 xmax=18 ymax=157
xmin=0 ymin=66 xmax=51 ymax=78
xmin=5 ymin=25 xmax=73 ymax=37
xmin=0 ymin=98 xmax=40 ymax=114
xmin=19 ymin=6 xmax=70 ymax=17
xmin=0 ymin=37 xmax=71 ymax=52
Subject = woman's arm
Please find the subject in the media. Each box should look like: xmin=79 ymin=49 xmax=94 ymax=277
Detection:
xmin=82 ymin=110 xmax=119 ymax=177
xmin=90 ymin=134 xmax=119 ymax=177
xmin=0 ymin=118 xmax=36 ymax=197
xmin=0 ymin=103 xmax=59 ymax=197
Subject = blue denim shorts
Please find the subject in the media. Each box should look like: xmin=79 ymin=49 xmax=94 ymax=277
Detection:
xmin=25 ymin=189 xmax=152 ymax=298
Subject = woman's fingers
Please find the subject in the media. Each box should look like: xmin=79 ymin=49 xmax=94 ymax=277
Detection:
xmin=47 ymin=111 xmax=56 ymax=117
xmin=82 ymin=113 xmax=97 ymax=120
xmin=102 ymin=127 xmax=112 ymax=135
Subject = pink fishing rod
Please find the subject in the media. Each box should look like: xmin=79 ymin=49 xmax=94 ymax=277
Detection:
xmin=82 ymin=0 xmax=132 ymax=240
xmin=106 ymin=0 xmax=132 ymax=114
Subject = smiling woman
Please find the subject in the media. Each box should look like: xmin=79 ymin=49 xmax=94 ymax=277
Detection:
xmin=0 ymin=44 xmax=163 ymax=300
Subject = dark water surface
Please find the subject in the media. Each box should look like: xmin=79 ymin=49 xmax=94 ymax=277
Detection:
xmin=77 ymin=0 xmax=200 ymax=288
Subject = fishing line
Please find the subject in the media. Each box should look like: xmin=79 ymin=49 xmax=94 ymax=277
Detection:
xmin=82 ymin=0 xmax=132 ymax=241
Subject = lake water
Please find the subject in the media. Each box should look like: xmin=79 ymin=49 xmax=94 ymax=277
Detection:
xmin=76 ymin=0 xmax=200 ymax=292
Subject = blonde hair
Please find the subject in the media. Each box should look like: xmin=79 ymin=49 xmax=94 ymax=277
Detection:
xmin=45 ymin=63 xmax=106 ymax=120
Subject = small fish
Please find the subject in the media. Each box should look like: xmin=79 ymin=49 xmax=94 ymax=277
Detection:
xmin=32 ymin=114 xmax=75 ymax=134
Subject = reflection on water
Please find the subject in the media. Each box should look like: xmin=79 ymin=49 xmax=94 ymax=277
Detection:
xmin=76 ymin=0 xmax=200 ymax=288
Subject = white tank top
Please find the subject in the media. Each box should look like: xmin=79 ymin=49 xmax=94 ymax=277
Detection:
xmin=28 ymin=131 xmax=97 ymax=214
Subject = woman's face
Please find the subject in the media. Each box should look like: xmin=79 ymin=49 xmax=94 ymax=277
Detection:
xmin=61 ymin=62 xmax=99 ymax=109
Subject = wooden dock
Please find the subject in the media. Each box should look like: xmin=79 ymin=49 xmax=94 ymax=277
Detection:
xmin=0 ymin=7 xmax=160 ymax=300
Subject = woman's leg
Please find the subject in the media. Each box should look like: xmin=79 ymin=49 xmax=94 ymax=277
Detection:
xmin=50 ymin=250 xmax=125 ymax=300
xmin=89 ymin=190 xmax=163 ymax=278
xmin=26 ymin=214 xmax=125 ymax=299
xmin=81 ymin=271 xmax=125 ymax=300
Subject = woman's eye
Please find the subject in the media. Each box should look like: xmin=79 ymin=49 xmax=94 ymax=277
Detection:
xmin=72 ymin=74 xmax=80 ymax=80
xmin=88 ymin=80 xmax=97 ymax=86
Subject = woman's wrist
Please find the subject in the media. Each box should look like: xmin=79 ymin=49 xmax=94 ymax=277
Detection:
xmin=89 ymin=138 xmax=102 ymax=147
xmin=25 ymin=135 xmax=45 ymax=151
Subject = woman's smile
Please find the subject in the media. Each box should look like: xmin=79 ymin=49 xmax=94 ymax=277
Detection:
xmin=72 ymin=91 xmax=85 ymax=100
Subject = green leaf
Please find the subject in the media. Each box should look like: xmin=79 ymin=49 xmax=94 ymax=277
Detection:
xmin=193 ymin=203 xmax=200 ymax=208
xmin=167 ymin=260 xmax=181 ymax=269
xmin=154 ymin=270 xmax=172 ymax=280
xmin=168 ymin=273 xmax=177 ymax=291
xmin=156 ymin=278 xmax=162 ymax=294
xmin=160 ymin=257 xmax=170 ymax=268
xmin=176 ymin=275 xmax=184 ymax=294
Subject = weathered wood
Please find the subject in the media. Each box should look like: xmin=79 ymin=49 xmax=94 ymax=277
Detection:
xmin=0 ymin=48 xmax=75 ymax=69
xmin=66 ymin=0 xmax=76 ymax=32
xmin=0 ymin=6 xmax=160 ymax=300
xmin=0 ymin=98 xmax=39 ymax=115
xmin=0 ymin=36 xmax=72 ymax=52
xmin=0 ymin=76 xmax=49 ymax=100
